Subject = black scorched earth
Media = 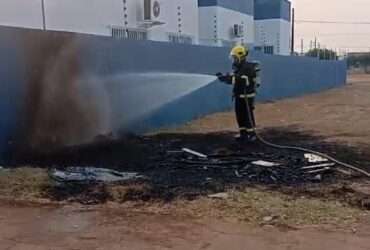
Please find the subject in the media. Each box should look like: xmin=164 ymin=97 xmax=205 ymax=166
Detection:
xmin=7 ymin=128 xmax=370 ymax=203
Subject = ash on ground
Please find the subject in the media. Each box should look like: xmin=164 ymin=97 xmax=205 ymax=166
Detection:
xmin=8 ymin=128 xmax=370 ymax=202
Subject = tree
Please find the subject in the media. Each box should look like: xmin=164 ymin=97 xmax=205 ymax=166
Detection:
xmin=347 ymin=54 xmax=370 ymax=73
xmin=305 ymin=48 xmax=338 ymax=60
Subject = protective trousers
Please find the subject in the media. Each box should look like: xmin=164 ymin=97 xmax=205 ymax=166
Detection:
xmin=235 ymin=96 xmax=255 ymax=135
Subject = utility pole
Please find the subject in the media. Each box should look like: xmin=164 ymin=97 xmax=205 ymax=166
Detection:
xmin=300 ymin=39 xmax=304 ymax=55
xmin=41 ymin=0 xmax=46 ymax=30
xmin=317 ymin=41 xmax=320 ymax=59
xmin=291 ymin=8 xmax=295 ymax=55
xmin=314 ymin=37 xmax=317 ymax=50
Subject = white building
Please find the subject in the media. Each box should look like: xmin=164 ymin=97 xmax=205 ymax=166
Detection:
xmin=0 ymin=0 xmax=45 ymax=30
xmin=198 ymin=0 xmax=255 ymax=47
xmin=254 ymin=0 xmax=292 ymax=55
xmin=0 ymin=0 xmax=199 ymax=44
xmin=0 ymin=0 xmax=292 ymax=54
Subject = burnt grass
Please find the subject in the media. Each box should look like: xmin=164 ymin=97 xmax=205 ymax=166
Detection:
xmin=6 ymin=127 xmax=370 ymax=204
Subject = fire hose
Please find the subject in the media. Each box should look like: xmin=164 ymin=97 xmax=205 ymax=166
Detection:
xmin=243 ymin=94 xmax=370 ymax=179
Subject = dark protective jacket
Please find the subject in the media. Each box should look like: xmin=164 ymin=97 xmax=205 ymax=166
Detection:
xmin=224 ymin=61 xmax=260 ymax=97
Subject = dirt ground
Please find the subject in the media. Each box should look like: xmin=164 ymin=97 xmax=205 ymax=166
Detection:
xmin=1 ymin=201 xmax=370 ymax=250
xmin=1 ymin=74 xmax=370 ymax=250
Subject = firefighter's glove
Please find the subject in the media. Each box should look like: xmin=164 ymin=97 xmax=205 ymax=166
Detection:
xmin=216 ymin=73 xmax=230 ymax=83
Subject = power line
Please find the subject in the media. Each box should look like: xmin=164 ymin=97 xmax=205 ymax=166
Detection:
xmin=297 ymin=33 xmax=370 ymax=37
xmin=41 ymin=0 xmax=46 ymax=30
xmin=294 ymin=46 xmax=370 ymax=50
xmin=336 ymin=46 xmax=370 ymax=49
xmin=296 ymin=20 xmax=370 ymax=25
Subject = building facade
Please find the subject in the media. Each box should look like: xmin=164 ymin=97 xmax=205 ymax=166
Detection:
xmin=0 ymin=0 xmax=291 ymax=54
xmin=198 ymin=0 xmax=255 ymax=47
xmin=0 ymin=0 xmax=200 ymax=44
xmin=254 ymin=0 xmax=292 ymax=55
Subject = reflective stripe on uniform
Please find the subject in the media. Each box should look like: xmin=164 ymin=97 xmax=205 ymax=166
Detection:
xmin=241 ymin=75 xmax=250 ymax=86
xmin=232 ymin=75 xmax=249 ymax=86
xmin=239 ymin=93 xmax=256 ymax=98
xmin=241 ymin=75 xmax=249 ymax=84
xmin=239 ymin=127 xmax=255 ymax=132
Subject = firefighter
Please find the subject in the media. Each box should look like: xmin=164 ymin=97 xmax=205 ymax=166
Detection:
xmin=216 ymin=45 xmax=260 ymax=142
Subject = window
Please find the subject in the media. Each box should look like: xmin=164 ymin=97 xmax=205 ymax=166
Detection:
xmin=264 ymin=46 xmax=274 ymax=55
xmin=111 ymin=27 xmax=147 ymax=41
xmin=168 ymin=33 xmax=193 ymax=44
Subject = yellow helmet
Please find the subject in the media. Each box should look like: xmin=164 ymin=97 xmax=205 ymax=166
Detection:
xmin=230 ymin=45 xmax=249 ymax=64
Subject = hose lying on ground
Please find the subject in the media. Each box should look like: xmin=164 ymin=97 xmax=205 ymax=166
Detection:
xmin=255 ymin=133 xmax=370 ymax=178
xmin=244 ymin=96 xmax=370 ymax=179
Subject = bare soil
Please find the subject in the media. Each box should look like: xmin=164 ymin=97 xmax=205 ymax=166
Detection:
xmin=1 ymin=74 xmax=370 ymax=249
xmin=0 ymin=201 xmax=370 ymax=250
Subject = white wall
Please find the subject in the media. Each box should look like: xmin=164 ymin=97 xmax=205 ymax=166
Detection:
xmin=45 ymin=0 xmax=124 ymax=36
xmin=217 ymin=8 xmax=254 ymax=46
xmin=147 ymin=0 xmax=199 ymax=43
xmin=0 ymin=0 xmax=44 ymax=29
xmin=279 ymin=19 xmax=291 ymax=55
xmin=199 ymin=6 xmax=254 ymax=47
xmin=255 ymin=19 xmax=291 ymax=55
xmin=177 ymin=0 xmax=199 ymax=42
xmin=198 ymin=7 xmax=218 ymax=46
